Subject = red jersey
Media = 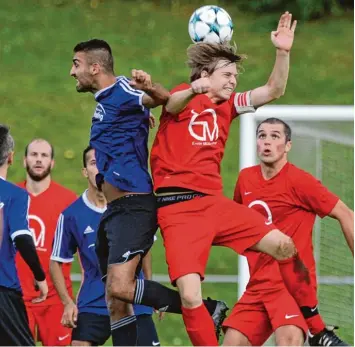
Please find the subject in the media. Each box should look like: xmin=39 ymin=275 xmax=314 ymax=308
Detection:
xmin=16 ymin=181 xmax=77 ymax=306
xmin=235 ymin=162 xmax=339 ymax=293
xmin=151 ymin=83 xmax=255 ymax=195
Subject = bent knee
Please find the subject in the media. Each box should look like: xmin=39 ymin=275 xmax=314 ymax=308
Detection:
xmin=274 ymin=235 xmax=297 ymax=260
xmin=177 ymin=274 xmax=202 ymax=308
xmin=223 ymin=328 xmax=251 ymax=346
xmin=275 ymin=326 xmax=304 ymax=346
xmin=71 ymin=340 xmax=92 ymax=346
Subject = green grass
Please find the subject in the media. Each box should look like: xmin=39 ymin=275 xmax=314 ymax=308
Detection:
xmin=2 ymin=0 xmax=353 ymax=344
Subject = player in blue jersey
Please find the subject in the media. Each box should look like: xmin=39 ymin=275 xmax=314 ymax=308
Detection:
xmin=70 ymin=39 xmax=228 ymax=346
xmin=0 ymin=124 xmax=48 ymax=346
xmin=50 ymin=146 xmax=160 ymax=346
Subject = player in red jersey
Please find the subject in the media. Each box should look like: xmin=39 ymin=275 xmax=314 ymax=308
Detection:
xmin=15 ymin=138 xmax=77 ymax=346
xmin=223 ymin=117 xmax=353 ymax=346
xmin=150 ymin=12 xmax=329 ymax=347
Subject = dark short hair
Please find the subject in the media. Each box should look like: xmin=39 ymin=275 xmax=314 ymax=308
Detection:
xmin=73 ymin=39 xmax=114 ymax=73
xmin=256 ymin=117 xmax=292 ymax=142
xmin=0 ymin=124 xmax=14 ymax=167
xmin=24 ymin=139 xmax=55 ymax=159
xmin=82 ymin=145 xmax=94 ymax=168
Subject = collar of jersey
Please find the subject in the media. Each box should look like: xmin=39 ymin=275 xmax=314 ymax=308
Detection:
xmin=82 ymin=189 xmax=107 ymax=213
xmin=94 ymin=76 xmax=124 ymax=100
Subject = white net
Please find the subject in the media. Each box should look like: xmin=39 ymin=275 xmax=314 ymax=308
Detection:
xmin=287 ymin=120 xmax=354 ymax=343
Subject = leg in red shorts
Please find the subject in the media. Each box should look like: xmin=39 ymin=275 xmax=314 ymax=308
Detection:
xmin=263 ymin=289 xmax=307 ymax=345
xmin=35 ymin=303 xmax=72 ymax=346
xmin=223 ymin=291 xmax=273 ymax=346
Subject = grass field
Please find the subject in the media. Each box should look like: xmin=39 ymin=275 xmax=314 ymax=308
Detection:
xmin=2 ymin=0 xmax=353 ymax=344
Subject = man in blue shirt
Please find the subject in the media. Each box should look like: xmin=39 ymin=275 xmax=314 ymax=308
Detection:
xmin=50 ymin=146 xmax=160 ymax=346
xmin=0 ymin=124 xmax=48 ymax=345
xmin=70 ymin=39 xmax=227 ymax=345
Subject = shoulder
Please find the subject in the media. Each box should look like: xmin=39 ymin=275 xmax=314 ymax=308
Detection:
xmin=50 ymin=182 xmax=77 ymax=201
xmin=287 ymin=163 xmax=318 ymax=187
xmin=239 ymin=165 xmax=260 ymax=180
xmin=1 ymin=180 xmax=28 ymax=199
xmin=170 ymin=83 xmax=191 ymax=94
xmin=61 ymin=195 xmax=83 ymax=217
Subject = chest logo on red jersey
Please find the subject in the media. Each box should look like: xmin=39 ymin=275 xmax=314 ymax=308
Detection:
xmin=28 ymin=214 xmax=46 ymax=251
xmin=188 ymin=109 xmax=218 ymax=145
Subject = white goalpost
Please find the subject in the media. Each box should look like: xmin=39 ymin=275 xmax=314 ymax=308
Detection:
xmin=238 ymin=105 xmax=354 ymax=343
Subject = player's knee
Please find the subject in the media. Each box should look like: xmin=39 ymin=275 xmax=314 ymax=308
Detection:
xmin=71 ymin=340 xmax=92 ymax=346
xmin=274 ymin=236 xmax=297 ymax=261
xmin=176 ymin=274 xmax=203 ymax=308
xmin=275 ymin=326 xmax=304 ymax=346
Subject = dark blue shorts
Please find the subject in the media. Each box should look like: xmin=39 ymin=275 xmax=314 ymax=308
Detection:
xmin=95 ymin=194 xmax=157 ymax=280
xmin=71 ymin=312 xmax=110 ymax=346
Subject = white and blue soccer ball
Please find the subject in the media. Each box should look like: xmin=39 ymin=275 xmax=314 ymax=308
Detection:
xmin=188 ymin=5 xmax=234 ymax=44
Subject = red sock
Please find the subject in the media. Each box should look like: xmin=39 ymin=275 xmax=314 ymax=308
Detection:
xmin=278 ymin=255 xmax=318 ymax=308
xmin=182 ymin=303 xmax=218 ymax=346
xmin=306 ymin=314 xmax=326 ymax=335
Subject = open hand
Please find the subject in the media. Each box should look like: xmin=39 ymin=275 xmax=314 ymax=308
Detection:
xmin=271 ymin=12 xmax=297 ymax=52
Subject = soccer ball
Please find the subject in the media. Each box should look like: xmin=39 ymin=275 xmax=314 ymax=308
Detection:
xmin=188 ymin=5 xmax=233 ymax=44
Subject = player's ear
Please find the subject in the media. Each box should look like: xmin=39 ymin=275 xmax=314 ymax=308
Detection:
xmin=50 ymin=159 xmax=55 ymax=170
xmin=22 ymin=156 xmax=26 ymax=168
xmin=82 ymin=167 xmax=88 ymax=178
xmin=91 ymin=63 xmax=100 ymax=76
xmin=285 ymin=140 xmax=292 ymax=153
xmin=201 ymin=70 xmax=209 ymax=78
xmin=8 ymin=152 xmax=14 ymax=166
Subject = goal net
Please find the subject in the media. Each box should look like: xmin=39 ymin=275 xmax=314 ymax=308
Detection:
xmin=238 ymin=105 xmax=354 ymax=343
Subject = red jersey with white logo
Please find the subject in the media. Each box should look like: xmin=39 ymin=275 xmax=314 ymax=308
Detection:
xmin=151 ymin=83 xmax=255 ymax=195
xmin=16 ymin=181 xmax=77 ymax=306
xmin=234 ymin=162 xmax=339 ymax=293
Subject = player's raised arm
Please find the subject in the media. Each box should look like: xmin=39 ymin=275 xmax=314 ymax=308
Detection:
xmin=129 ymin=69 xmax=170 ymax=108
xmin=328 ymin=200 xmax=354 ymax=255
xmin=249 ymin=12 xmax=297 ymax=108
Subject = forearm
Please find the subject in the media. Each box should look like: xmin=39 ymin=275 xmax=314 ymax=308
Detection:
xmin=340 ymin=211 xmax=354 ymax=255
xmin=49 ymin=260 xmax=73 ymax=305
xmin=266 ymin=49 xmax=290 ymax=98
xmin=142 ymin=251 xmax=153 ymax=280
xmin=165 ymin=88 xmax=196 ymax=114
xmin=14 ymin=235 xmax=45 ymax=281
xmin=144 ymin=83 xmax=170 ymax=107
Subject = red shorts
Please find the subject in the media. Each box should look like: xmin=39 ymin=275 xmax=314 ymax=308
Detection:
xmin=223 ymin=289 xmax=308 ymax=345
xmin=25 ymin=303 xmax=72 ymax=346
xmin=158 ymin=195 xmax=273 ymax=284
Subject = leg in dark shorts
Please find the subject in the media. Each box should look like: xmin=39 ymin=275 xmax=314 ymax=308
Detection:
xmin=72 ymin=312 xmax=111 ymax=346
xmin=136 ymin=314 xmax=160 ymax=346
xmin=0 ymin=288 xmax=35 ymax=346
xmin=95 ymin=194 xmax=157 ymax=281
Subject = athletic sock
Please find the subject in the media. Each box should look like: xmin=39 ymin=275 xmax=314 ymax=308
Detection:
xmin=301 ymin=306 xmax=326 ymax=335
xmin=111 ymin=316 xmax=137 ymax=346
xmin=182 ymin=304 xmax=218 ymax=346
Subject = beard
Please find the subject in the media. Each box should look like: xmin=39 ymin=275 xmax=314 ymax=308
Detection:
xmin=26 ymin=164 xmax=52 ymax=182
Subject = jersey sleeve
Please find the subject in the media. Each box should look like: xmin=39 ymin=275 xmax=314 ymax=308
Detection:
xmin=232 ymin=91 xmax=256 ymax=119
xmin=9 ymin=190 xmax=32 ymax=241
xmin=291 ymin=170 xmax=339 ymax=218
xmin=50 ymin=213 xmax=77 ymax=263
xmin=233 ymin=174 xmax=243 ymax=204
xmin=117 ymin=76 xmax=145 ymax=111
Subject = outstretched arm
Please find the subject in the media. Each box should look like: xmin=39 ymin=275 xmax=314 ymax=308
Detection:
xmin=328 ymin=200 xmax=354 ymax=255
xmin=129 ymin=69 xmax=170 ymax=108
xmin=250 ymin=12 xmax=297 ymax=108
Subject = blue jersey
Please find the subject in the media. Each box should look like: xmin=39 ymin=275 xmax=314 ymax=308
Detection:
xmin=90 ymin=76 xmax=153 ymax=193
xmin=51 ymin=190 xmax=153 ymax=316
xmin=0 ymin=178 xmax=32 ymax=291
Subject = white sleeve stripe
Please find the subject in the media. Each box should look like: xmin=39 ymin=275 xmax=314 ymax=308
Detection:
xmin=52 ymin=214 xmax=63 ymax=257
xmin=11 ymin=230 xmax=32 ymax=240
xmin=119 ymin=79 xmax=144 ymax=96
xmin=120 ymin=77 xmax=144 ymax=95
xmin=50 ymin=255 xmax=74 ymax=263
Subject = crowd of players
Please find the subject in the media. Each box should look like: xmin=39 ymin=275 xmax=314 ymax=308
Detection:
xmin=0 ymin=11 xmax=353 ymax=347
